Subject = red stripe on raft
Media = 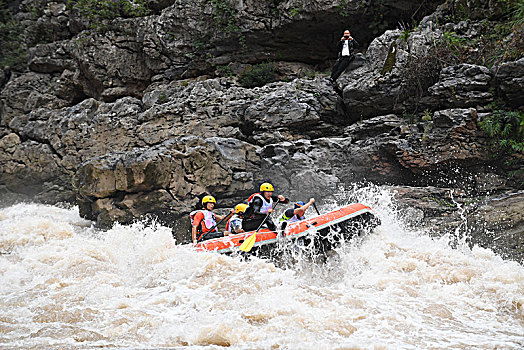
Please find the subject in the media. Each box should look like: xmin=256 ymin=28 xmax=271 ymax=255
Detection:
xmin=194 ymin=203 xmax=373 ymax=253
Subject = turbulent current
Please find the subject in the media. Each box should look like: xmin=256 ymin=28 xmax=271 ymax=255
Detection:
xmin=0 ymin=187 xmax=523 ymax=349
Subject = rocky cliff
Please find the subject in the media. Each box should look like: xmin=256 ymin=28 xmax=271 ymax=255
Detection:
xmin=1 ymin=0 xmax=523 ymax=260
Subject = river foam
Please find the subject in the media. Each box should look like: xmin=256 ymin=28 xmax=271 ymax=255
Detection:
xmin=0 ymin=187 xmax=523 ymax=349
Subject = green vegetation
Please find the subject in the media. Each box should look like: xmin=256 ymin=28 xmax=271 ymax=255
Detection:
xmin=202 ymin=0 xmax=245 ymax=48
xmin=215 ymin=65 xmax=233 ymax=77
xmin=66 ymin=0 xmax=150 ymax=28
xmin=480 ymin=109 xmax=524 ymax=153
xmin=157 ymin=93 xmax=168 ymax=104
xmin=366 ymin=0 xmax=390 ymax=36
xmin=400 ymin=0 xmax=524 ymax=113
xmin=289 ymin=1 xmax=303 ymax=17
xmin=238 ymin=62 xmax=277 ymax=88
xmin=421 ymin=110 xmax=433 ymax=142
xmin=337 ymin=0 xmax=350 ymax=17
xmin=398 ymin=21 xmax=417 ymax=43
xmin=479 ymin=107 xmax=524 ymax=183
xmin=380 ymin=41 xmax=397 ymax=75
xmin=0 ymin=0 xmax=26 ymax=69
xmin=424 ymin=195 xmax=457 ymax=208
xmin=398 ymin=29 xmax=411 ymax=43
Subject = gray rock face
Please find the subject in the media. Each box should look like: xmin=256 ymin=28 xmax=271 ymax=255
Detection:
xmin=467 ymin=191 xmax=524 ymax=263
xmin=1 ymin=76 xmax=343 ymax=205
xmin=74 ymin=136 xmax=259 ymax=227
xmin=339 ymin=26 xmax=443 ymax=120
xmin=11 ymin=0 xmax=441 ymax=104
xmin=493 ymin=58 xmax=524 ymax=107
xmin=393 ymin=186 xmax=524 ymax=262
xmin=427 ymin=64 xmax=493 ymax=108
xmin=0 ymin=0 xmax=522 ymax=258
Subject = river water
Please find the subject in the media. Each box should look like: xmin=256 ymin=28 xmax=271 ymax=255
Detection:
xmin=0 ymin=187 xmax=523 ymax=349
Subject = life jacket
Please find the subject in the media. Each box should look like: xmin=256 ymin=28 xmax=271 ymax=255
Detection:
xmin=226 ymin=214 xmax=242 ymax=233
xmin=279 ymin=208 xmax=305 ymax=223
xmin=190 ymin=209 xmax=217 ymax=240
xmin=247 ymin=192 xmax=273 ymax=216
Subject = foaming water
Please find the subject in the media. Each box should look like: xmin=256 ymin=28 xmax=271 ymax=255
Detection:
xmin=0 ymin=188 xmax=523 ymax=349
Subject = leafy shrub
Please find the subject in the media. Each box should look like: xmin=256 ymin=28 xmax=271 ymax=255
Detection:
xmin=480 ymin=108 xmax=524 ymax=183
xmin=67 ymin=0 xmax=150 ymax=26
xmin=0 ymin=0 xmax=26 ymax=69
xmin=400 ymin=0 xmax=524 ymax=113
xmin=238 ymin=62 xmax=277 ymax=88
xmin=202 ymin=0 xmax=245 ymax=48
xmin=480 ymin=109 xmax=524 ymax=153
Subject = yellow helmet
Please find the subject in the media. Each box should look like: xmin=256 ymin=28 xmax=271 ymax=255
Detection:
xmin=235 ymin=203 xmax=248 ymax=213
xmin=202 ymin=195 xmax=216 ymax=206
xmin=260 ymin=182 xmax=274 ymax=192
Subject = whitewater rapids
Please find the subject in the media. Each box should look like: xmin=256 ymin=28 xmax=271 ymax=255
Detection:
xmin=0 ymin=188 xmax=523 ymax=349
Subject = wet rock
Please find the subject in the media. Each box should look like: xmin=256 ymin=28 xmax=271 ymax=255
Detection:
xmin=427 ymin=64 xmax=493 ymax=108
xmin=0 ymin=133 xmax=72 ymax=203
xmin=390 ymin=108 xmax=489 ymax=174
xmin=69 ymin=23 xmax=152 ymax=101
xmin=28 ymin=41 xmax=76 ymax=73
xmin=74 ymin=136 xmax=260 ymax=227
xmin=492 ymin=58 xmax=524 ymax=107
xmin=391 ymin=186 xmax=524 ymax=262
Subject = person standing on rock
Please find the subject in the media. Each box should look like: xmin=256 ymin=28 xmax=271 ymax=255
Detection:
xmin=330 ymin=29 xmax=359 ymax=82
xmin=242 ymin=182 xmax=288 ymax=232
xmin=190 ymin=195 xmax=232 ymax=244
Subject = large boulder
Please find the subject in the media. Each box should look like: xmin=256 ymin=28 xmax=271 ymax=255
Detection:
xmin=427 ymin=64 xmax=493 ymax=108
xmin=393 ymin=186 xmax=524 ymax=262
xmin=492 ymin=58 xmax=524 ymax=107
xmin=338 ymin=26 xmax=444 ymax=120
xmin=74 ymin=136 xmax=260 ymax=228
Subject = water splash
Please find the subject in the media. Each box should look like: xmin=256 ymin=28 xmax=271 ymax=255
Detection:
xmin=0 ymin=187 xmax=523 ymax=349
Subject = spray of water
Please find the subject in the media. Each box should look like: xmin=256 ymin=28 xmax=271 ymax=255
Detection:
xmin=1 ymin=186 xmax=523 ymax=349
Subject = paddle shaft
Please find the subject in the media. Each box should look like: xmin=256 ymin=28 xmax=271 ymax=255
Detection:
xmin=206 ymin=210 xmax=234 ymax=234
xmin=239 ymin=199 xmax=280 ymax=252
xmin=313 ymin=202 xmax=321 ymax=215
xmin=254 ymin=198 xmax=280 ymax=232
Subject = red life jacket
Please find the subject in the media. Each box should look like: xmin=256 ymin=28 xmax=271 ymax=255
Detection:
xmin=190 ymin=209 xmax=217 ymax=240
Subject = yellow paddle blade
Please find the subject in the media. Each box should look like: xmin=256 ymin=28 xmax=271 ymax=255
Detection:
xmin=239 ymin=232 xmax=257 ymax=252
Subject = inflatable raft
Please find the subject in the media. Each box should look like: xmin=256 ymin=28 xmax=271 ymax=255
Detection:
xmin=195 ymin=203 xmax=379 ymax=255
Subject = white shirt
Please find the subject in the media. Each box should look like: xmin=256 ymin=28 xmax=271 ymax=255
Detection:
xmin=341 ymin=40 xmax=350 ymax=56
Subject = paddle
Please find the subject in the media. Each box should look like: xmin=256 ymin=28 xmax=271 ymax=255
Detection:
xmin=239 ymin=199 xmax=280 ymax=253
xmin=313 ymin=202 xmax=321 ymax=215
xmin=206 ymin=210 xmax=234 ymax=235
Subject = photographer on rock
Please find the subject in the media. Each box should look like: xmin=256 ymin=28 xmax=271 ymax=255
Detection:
xmin=330 ymin=29 xmax=360 ymax=82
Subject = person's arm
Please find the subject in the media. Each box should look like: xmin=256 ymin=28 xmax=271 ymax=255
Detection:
xmin=294 ymin=198 xmax=315 ymax=217
xmin=216 ymin=208 xmax=234 ymax=221
xmin=352 ymin=37 xmax=360 ymax=48
xmin=191 ymin=212 xmax=204 ymax=244
xmin=272 ymin=195 xmax=289 ymax=204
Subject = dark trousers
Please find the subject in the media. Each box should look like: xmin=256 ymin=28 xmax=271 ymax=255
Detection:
xmin=330 ymin=55 xmax=354 ymax=81
xmin=242 ymin=217 xmax=277 ymax=232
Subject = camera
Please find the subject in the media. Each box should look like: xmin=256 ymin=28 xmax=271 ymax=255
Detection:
xmin=344 ymin=35 xmax=349 ymax=39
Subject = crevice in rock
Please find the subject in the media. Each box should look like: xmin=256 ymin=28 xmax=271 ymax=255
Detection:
xmin=6 ymin=126 xmax=64 ymax=161
xmin=165 ymin=188 xmax=176 ymax=201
